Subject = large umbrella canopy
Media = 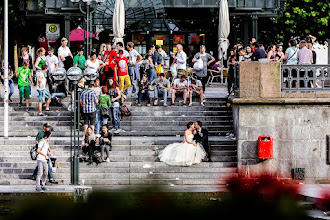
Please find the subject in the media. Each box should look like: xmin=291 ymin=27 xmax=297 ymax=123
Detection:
xmin=70 ymin=27 xmax=95 ymax=42
xmin=112 ymin=0 xmax=125 ymax=45
xmin=218 ymin=0 xmax=230 ymax=60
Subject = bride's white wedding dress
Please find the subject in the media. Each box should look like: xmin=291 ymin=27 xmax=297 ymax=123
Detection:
xmin=158 ymin=134 xmax=206 ymax=166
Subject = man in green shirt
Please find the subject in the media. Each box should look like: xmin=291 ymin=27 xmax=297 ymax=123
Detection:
xmin=16 ymin=61 xmax=33 ymax=111
xmin=73 ymin=48 xmax=86 ymax=70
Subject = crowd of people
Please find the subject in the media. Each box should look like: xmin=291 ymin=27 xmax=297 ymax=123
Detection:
xmin=3 ymin=35 xmax=321 ymax=190
xmin=225 ymin=35 xmax=319 ymax=93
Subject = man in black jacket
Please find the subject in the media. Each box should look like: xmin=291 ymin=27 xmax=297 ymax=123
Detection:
xmin=193 ymin=121 xmax=212 ymax=162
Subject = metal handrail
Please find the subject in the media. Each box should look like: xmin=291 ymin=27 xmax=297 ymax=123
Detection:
xmin=281 ymin=65 xmax=330 ymax=92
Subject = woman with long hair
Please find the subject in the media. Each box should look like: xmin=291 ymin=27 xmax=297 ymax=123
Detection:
xmin=107 ymin=78 xmax=124 ymax=134
xmin=81 ymin=127 xmax=98 ymax=165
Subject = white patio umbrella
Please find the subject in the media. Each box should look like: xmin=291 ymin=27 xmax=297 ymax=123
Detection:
xmin=218 ymin=0 xmax=230 ymax=62
xmin=113 ymin=0 xmax=125 ymax=45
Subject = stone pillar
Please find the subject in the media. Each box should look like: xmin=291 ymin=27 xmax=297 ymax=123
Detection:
xmin=239 ymin=62 xmax=281 ymax=98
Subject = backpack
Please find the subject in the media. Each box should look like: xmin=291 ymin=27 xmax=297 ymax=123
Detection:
xmin=30 ymin=141 xmax=45 ymax=160
xmin=120 ymin=105 xmax=131 ymax=116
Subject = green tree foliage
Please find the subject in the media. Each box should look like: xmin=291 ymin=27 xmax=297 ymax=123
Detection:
xmin=260 ymin=0 xmax=330 ymax=45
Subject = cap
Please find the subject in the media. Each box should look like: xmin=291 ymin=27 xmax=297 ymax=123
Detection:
xmin=43 ymin=123 xmax=51 ymax=128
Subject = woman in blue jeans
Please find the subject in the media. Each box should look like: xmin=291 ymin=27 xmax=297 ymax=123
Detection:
xmin=107 ymin=78 xmax=124 ymax=134
xmin=1 ymin=61 xmax=14 ymax=101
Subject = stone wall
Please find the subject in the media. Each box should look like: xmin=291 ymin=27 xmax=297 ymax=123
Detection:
xmin=236 ymin=105 xmax=330 ymax=183
xmin=233 ymin=62 xmax=330 ymax=183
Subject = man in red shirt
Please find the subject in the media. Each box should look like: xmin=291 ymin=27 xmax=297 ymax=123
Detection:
xmin=101 ymin=43 xmax=117 ymax=85
xmin=115 ymin=50 xmax=131 ymax=94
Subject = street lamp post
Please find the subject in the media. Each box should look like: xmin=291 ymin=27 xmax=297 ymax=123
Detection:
xmin=3 ymin=0 xmax=9 ymax=138
xmin=71 ymin=0 xmax=104 ymax=57
xmin=66 ymin=67 xmax=83 ymax=185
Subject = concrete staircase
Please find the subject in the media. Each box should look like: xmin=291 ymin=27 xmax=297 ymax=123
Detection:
xmin=0 ymin=95 xmax=237 ymax=186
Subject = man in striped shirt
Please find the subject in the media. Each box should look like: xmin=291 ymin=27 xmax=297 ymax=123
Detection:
xmin=80 ymin=83 xmax=99 ymax=134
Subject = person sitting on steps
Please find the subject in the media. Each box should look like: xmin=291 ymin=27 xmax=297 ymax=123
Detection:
xmin=171 ymin=75 xmax=188 ymax=106
xmin=137 ymin=74 xmax=151 ymax=107
xmin=81 ymin=127 xmax=99 ymax=165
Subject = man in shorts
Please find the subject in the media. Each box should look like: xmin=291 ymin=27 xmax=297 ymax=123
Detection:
xmin=189 ymin=77 xmax=204 ymax=107
xmin=36 ymin=64 xmax=52 ymax=116
xmin=171 ymin=75 xmax=188 ymax=106
xmin=80 ymin=83 xmax=99 ymax=134
xmin=16 ymin=61 xmax=33 ymax=111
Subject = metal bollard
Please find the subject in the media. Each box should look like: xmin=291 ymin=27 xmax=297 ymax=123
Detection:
xmin=74 ymin=186 xmax=92 ymax=203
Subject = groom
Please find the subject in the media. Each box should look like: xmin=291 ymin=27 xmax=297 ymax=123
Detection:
xmin=193 ymin=121 xmax=212 ymax=162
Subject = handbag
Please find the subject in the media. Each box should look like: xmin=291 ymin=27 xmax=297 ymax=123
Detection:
xmin=100 ymin=106 xmax=110 ymax=118
xmin=193 ymin=57 xmax=203 ymax=71
xmin=156 ymin=64 xmax=162 ymax=74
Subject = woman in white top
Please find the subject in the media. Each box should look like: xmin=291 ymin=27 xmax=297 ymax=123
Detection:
xmin=85 ymin=51 xmax=106 ymax=76
xmin=284 ymin=38 xmax=299 ymax=65
xmin=58 ymin=37 xmax=73 ymax=68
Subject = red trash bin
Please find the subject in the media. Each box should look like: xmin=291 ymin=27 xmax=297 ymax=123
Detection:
xmin=258 ymin=135 xmax=273 ymax=159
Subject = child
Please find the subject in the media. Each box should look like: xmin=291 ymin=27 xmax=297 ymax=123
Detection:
xmin=16 ymin=61 xmax=33 ymax=111
xmin=115 ymin=50 xmax=131 ymax=94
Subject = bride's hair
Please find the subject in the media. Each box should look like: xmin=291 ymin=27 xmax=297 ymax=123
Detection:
xmin=187 ymin=121 xmax=194 ymax=129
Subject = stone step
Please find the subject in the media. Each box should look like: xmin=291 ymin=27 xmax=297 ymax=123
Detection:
xmin=0 ymin=136 xmax=236 ymax=145
xmin=0 ymin=161 xmax=234 ymax=169
xmin=0 ymin=148 xmax=237 ymax=158
xmin=0 ymin=125 xmax=233 ymax=133
xmin=0 ymin=144 xmax=237 ymax=152
xmin=0 ymin=130 xmax=233 ymax=137
xmin=0 ymin=178 xmax=229 ymax=185
xmin=0 ymin=116 xmax=71 ymax=121
xmin=0 ymin=120 xmax=232 ymax=127
xmin=0 ymin=154 xmax=237 ymax=163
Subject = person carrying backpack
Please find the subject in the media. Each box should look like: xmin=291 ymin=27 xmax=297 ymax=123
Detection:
xmin=36 ymin=131 xmax=52 ymax=192
xmin=31 ymin=123 xmax=58 ymax=184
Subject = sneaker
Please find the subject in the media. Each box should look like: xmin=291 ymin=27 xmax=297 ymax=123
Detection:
xmin=106 ymin=158 xmax=110 ymax=163
xmin=41 ymin=186 xmax=49 ymax=191
xmin=189 ymin=102 xmax=193 ymax=107
xmin=116 ymin=129 xmax=124 ymax=133
xmin=67 ymin=104 xmax=72 ymax=111
xmin=49 ymin=179 xmax=58 ymax=184
xmin=36 ymin=188 xmax=43 ymax=192
xmin=163 ymin=103 xmax=167 ymax=107
xmin=45 ymin=108 xmax=50 ymax=111
xmin=110 ymin=128 xmax=116 ymax=132
xmin=19 ymin=103 xmax=22 ymax=108
xmin=171 ymin=102 xmax=175 ymax=106
xmin=9 ymin=99 xmax=13 ymax=103
xmin=154 ymin=99 xmax=158 ymax=106
xmin=201 ymin=102 xmax=205 ymax=107
xmin=26 ymin=108 xmax=30 ymax=112
xmin=39 ymin=113 xmax=44 ymax=116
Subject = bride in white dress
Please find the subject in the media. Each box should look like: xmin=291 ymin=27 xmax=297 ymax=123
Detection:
xmin=158 ymin=122 xmax=206 ymax=166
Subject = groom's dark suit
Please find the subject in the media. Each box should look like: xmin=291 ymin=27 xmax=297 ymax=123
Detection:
xmin=193 ymin=128 xmax=211 ymax=161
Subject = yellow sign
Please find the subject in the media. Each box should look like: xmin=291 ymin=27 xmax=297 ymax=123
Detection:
xmin=156 ymin=40 xmax=163 ymax=46
xmin=48 ymin=25 xmax=57 ymax=33
xmin=173 ymin=47 xmax=177 ymax=53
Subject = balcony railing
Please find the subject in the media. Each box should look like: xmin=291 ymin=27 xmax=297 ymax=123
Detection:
xmin=281 ymin=65 xmax=330 ymax=92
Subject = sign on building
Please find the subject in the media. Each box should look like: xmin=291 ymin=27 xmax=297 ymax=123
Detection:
xmin=46 ymin=23 xmax=60 ymax=41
